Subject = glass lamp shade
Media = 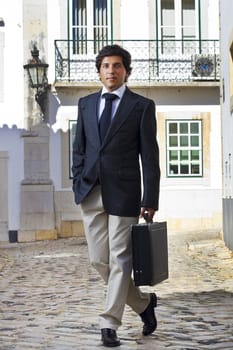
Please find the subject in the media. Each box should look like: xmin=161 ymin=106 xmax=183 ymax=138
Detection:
xmin=23 ymin=46 xmax=49 ymax=118
xmin=26 ymin=63 xmax=48 ymax=89
xmin=24 ymin=45 xmax=49 ymax=90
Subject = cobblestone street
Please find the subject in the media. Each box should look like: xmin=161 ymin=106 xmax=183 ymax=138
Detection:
xmin=0 ymin=230 xmax=233 ymax=350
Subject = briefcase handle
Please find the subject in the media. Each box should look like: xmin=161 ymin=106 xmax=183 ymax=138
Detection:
xmin=143 ymin=212 xmax=153 ymax=224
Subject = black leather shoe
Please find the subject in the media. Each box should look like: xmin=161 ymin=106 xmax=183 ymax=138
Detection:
xmin=101 ymin=328 xmax=121 ymax=347
xmin=139 ymin=293 xmax=157 ymax=336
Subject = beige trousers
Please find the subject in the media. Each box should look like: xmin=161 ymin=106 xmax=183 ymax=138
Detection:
xmin=80 ymin=185 xmax=150 ymax=330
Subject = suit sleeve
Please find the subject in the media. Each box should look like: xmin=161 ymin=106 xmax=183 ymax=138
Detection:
xmin=140 ymin=99 xmax=160 ymax=210
xmin=72 ymin=98 xmax=86 ymax=190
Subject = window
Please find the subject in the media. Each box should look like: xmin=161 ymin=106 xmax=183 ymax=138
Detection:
xmin=166 ymin=120 xmax=203 ymax=177
xmin=181 ymin=0 xmax=196 ymax=39
xmin=161 ymin=0 xmax=175 ymax=43
xmin=159 ymin=0 xmax=198 ymax=54
xmin=71 ymin=0 xmax=112 ymax=55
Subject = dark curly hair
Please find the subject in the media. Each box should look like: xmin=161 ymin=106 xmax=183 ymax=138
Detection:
xmin=95 ymin=44 xmax=132 ymax=80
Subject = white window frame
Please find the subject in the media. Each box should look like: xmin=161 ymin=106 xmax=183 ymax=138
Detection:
xmin=158 ymin=0 xmax=200 ymax=54
xmin=166 ymin=119 xmax=203 ymax=177
xmin=70 ymin=0 xmax=112 ymax=56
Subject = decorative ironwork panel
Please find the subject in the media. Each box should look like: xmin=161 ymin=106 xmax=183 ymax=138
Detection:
xmin=55 ymin=39 xmax=220 ymax=83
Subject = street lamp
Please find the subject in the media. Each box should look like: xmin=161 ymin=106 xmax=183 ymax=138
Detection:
xmin=24 ymin=45 xmax=49 ymax=118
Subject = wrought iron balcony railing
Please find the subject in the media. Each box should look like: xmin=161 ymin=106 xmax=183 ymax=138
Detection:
xmin=55 ymin=39 xmax=220 ymax=84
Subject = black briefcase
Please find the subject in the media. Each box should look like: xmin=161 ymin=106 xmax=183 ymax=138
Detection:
xmin=131 ymin=220 xmax=168 ymax=286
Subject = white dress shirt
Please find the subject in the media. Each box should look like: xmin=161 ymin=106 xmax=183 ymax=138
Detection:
xmin=98 ymin=84 xmax=126 ymax=121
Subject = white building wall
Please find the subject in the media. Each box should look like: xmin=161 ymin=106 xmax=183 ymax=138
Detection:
xmin=157 ymin=104 xmax=222 ymax=231
xmin=219 ymin=0 xmax=233 ymax=249
xmin=208 ymin=0 xmax=220 ymax=39
xmin=0 ymin=0 xmax=24 ymax=128
xmin=0 ymin=127 xmax=24 ymax=230
xmin=220 ymin=0 xmax=233 ymax=194
xmin=47 ymin=0 xmax=61 ymax=85
xmin=0 ymin=1 xmax=24 ymax=241
xmin=120 ymin=0 xmax=150 ymax=39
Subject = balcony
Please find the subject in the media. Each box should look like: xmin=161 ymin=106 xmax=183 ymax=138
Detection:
xmin=54 ymin=39 xmax=220 ymax=85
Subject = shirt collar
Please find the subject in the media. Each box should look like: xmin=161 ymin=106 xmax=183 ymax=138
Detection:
xmin=101 ymin=84 xmax=126 ymax=100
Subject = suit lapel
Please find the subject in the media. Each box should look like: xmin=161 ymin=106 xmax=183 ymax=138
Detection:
xmin=102 ymin=87 xmax=139 ymax=145
xmin=85 ymin=91 xmax=101 ymax=146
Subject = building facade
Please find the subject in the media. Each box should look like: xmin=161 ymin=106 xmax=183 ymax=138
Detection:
xmin=0 ymin=0 xmax=222 ymax=242
xmin=220 ymin=0 xmax=233 ymax=250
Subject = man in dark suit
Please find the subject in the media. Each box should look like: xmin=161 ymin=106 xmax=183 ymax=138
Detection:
xmin=72 ymin=44 xmax=160 ymax=347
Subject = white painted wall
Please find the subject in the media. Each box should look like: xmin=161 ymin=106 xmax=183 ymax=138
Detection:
xmin=0 ymin=1 xmax=24 ymax=238
xmin=47 ymin=0 xmax=60 ymax=84
xmin=156 ymin=104 xmax=222 ymax=229
xmin=208 ymin=0 xmax=220 ymax=39
xmin=220 ymin=0 xmax=233 ymax=196
xmin=0 ymin=127 xmax=24 ymax=230
xmin=158 ymin=104 xmax=221 ymax=183
xmin=0 ymin=0 xmax=24 ymax=128
xmin=120 ymin=0 xmax=149 ymax=39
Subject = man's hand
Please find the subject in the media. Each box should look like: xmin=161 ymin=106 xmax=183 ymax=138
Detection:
xmin=140 ymin=207 xmax=155 ymax=223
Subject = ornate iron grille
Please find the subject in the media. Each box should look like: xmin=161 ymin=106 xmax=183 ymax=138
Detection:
xmin=55 ymin=39 xmax=220 ymax=83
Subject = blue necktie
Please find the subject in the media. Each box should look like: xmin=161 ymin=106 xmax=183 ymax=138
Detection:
xmin=99 ymin=93 xmax=118 ymax=142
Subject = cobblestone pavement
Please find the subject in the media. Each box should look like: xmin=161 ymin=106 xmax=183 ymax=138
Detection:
xmin=0 ymin=230 xmax=233 ymax=350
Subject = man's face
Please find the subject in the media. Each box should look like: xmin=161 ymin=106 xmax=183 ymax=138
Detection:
xmin=99 ymin=56 xmax=128 ymax=92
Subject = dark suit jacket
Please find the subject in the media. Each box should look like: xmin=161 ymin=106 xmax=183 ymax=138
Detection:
xmin=72 ymin=87 xmax=160 ymax=217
